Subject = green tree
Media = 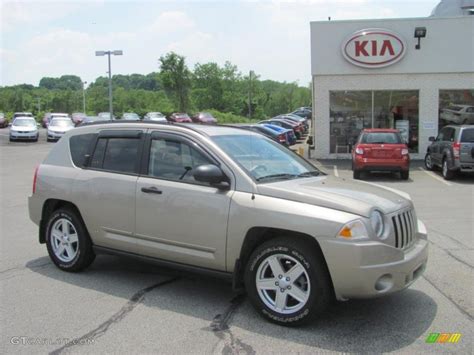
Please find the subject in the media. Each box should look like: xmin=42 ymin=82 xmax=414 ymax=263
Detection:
xmin=159 ymin=52 xmax=191 ymax=111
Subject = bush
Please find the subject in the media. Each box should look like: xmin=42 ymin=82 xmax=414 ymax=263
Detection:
xmin=206 ymin=109 xmax=259 ymax=124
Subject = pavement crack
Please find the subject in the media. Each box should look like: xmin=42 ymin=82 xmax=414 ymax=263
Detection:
xmin=49 ymin=277 xmax=179 ymax=355
xmin=207 ymin=293 xmax=255 ymax=355
xmin=422 ymin=275 xmax=473 ymax=320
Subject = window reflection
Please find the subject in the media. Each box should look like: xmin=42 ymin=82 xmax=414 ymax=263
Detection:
xmin=439 ymin=90 xmax=474 ymax=127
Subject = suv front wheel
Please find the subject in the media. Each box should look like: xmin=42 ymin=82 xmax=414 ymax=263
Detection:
xmin=45 ymin=208 xmax=95 ymax=272
xmin=244 ymin=237 xmax=331 ymax=326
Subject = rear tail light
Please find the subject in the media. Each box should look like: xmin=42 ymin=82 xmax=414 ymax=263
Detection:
xmin=453 ymin=142 xmax=460 ymax=159
xmin=355 ymin=147 xmax=364 ymax=155
xmin=32 ymin=165 xmax=39 ymax=194
xmin=278 ymin=134 xmax=286 ymax=143
xmin=401 ymin=148 xmax=409 ymax=155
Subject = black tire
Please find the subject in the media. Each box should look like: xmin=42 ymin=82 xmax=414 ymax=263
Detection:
xmin=400 ymin=170 xmax=409 ymax=180
xmin=353 ymin=170 xmax=361 ymax=179
xmin=244 ymin=237 xmax=332 ymax=326
xmin=442 ymin=158 xmax=455 ymax=180
xmin=424 ymin=153 xmax=434 ymax=171
xmin=45 ymin=207 xmax=95 ymax=272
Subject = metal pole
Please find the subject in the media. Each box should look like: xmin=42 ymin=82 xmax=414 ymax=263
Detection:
xmin=108 ymin=52 xmax=113 ymax=119
xmin=82 ymin=81 xmax=87 ymax=113
xmin=248 ymin=70 xmax=252 ymax=119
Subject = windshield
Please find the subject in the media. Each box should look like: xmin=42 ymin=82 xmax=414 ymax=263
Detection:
xmin=13 ymin=118 xmax=36 ymax=126
xmin=212 ymin=134 xmax=321 ymax=182
xmin=361 ymin=132 xmax=402 ymax=144
xmin=50 ymin=118 xmax=74 ymax=127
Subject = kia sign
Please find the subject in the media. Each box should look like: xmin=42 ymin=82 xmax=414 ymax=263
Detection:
xmin=342 ymin=28 xmax=406 ymax=68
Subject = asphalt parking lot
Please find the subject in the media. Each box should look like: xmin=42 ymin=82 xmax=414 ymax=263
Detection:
xmin=0 ymin=127 xmax=472 ymax=354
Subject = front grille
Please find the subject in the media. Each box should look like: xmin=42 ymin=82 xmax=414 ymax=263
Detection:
xmin=392 ymin=209 xmax=416 ymax=249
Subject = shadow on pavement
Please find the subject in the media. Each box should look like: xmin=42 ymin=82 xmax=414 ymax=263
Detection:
xmin=27 ymin=254 xmax=437 ymax=353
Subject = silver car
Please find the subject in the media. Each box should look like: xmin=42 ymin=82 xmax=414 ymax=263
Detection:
xmin=28 ymin=122 xmax=428 ymax=326
xmin=10 ymin=116 xmax=39 ymax=142
xmin=144 ymin=112 xmax=167 ymax=122
xmin=47 ymin=117 xmax=75 ymax=142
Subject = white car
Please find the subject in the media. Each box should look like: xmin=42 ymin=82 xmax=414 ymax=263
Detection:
xmin=47 ymin=117 xmax=75 ymax=142
xmin=440 ymin=104 xmax=474 ymax=125
xmin=144 ymin=112 xmax=167 ymax=122
xmin=10 ymin=117 xmax=39 ymax=142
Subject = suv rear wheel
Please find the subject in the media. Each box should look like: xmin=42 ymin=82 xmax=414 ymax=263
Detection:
xmin=244 ymin=237 xmax=331 ymax=326
xmin=45 ymin=208 xmax=95 ymax=271
xmin=442 ymin=158 xmax=455 ymax=180
xmin=424 ymin=153 xmax=434 ymax=171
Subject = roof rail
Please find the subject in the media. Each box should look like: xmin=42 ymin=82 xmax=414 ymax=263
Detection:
xmin=78 ymin=120 xmax=208 ymax=135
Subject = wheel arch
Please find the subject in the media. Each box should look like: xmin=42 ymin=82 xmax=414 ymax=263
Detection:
xmin=233 ymin=227 xmax=335 ymax=296
xmin=39 ymin=199 xmax=87 ymax=244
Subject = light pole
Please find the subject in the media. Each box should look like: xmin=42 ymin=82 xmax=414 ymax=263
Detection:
xmin=248 ymin=70 xmax=253 ymax=119
xmin=82 ymin=81 xmax=87 ymax=114
xmin=95 ymin=50 xmax=123 ymax=118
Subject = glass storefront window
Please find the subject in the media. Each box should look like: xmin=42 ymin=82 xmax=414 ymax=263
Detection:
xmin=439 ymin=90 xmax=474 ymax=128
xmin=329 ymin=90 xmax=419 ymax=153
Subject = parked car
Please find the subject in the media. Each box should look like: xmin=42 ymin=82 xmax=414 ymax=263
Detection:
xmin=424 ymin=125 xmax=474 ymax=180
xmin=260 ymin=118 xmax=303 ymax=139
xmin=263 ymin=124 xmax=297 ymax=145
xmin=98 ymin=112 xmax=115 ymax=120
xmin=275 ymin=114 xmax=308 ymax=132
xmin=13 ymin=112 xmax=33 ymax=119
xmin=43 ymin=113 xmax=70 ymax=128
xmin=72 ymin=112 xmax=87 ymax=126
xmin=29 ymin=122 xmax=428 ymax=326
xmin=231 ymin=124 xmax=288 ymax=145
xmin=121 ymin=112 xmax=141 ymax=121
xmin=47 ymin=117 xmax=75 ymax=142
xmin=9 ymin=116 xmax=39 ymax=142
xmin=440 ymin=105 xmax=474 ymax=125
xmin=352 ymin=129 xmax=410 ymax=180
xmin=144 ymin=112 xmax=167 ymax=122
xmin=0 ymin=112 xmax=7 ymax=128
xmin=80 ymin=116 xmax=109 ymax=125
xmin=168 ymin=112 xmax=192 ymax=123
xmin=291 ymin=107 xmax=312 ymax=119
xmin=191 ymin=112 xmax=217 ymax=124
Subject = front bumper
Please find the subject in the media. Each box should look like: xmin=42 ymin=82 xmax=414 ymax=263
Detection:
xmin=10 ymin=131 xmax=38 ymax=140
xmin=353 ymin=156 xmax=409 ymax=172
xmin=47 ymin=131 xmax=65 ymax=140
xmin=319 ymin=219 xmax=428 ymax=301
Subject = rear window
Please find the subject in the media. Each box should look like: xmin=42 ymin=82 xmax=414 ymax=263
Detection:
xmin=460 ymin=129 xmax=474 ymax=143
xmin=90 ymin=137 xmax=140 ymax=174
xmin=70 ymin=134 xmax=96 ymax=167
xmin=360 ymin=132 xmax=402 ymax=144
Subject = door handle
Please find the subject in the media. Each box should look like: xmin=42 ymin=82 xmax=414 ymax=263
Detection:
xmin=141 ymin=187 xmax=162 ymax=194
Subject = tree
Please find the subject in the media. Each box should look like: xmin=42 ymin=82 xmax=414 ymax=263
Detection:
xmin=159 ymin=52 xmax=191 ymax=111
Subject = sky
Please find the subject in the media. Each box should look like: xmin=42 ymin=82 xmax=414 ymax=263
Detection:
xmin=0 ymin=0 xmax=440 ymax=87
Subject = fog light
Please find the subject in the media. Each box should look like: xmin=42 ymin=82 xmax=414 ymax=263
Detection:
xmin=375 ymin=274 xmax=393 ymax=292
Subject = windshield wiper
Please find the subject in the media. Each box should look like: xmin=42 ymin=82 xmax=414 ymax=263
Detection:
xmin=297 ymin=171 xmax=321 ymax=178
xmin=256 ymin=173 xmax=297 ymax=182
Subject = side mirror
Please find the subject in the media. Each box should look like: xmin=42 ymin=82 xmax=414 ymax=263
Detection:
xmin=428 ymin=136 xmax=435 ymax=142
xmin=193 ymin=164 xmax=229 ymax=189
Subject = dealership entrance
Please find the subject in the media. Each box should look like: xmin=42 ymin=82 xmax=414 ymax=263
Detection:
xmin=310 ymin=15 xmax=474 ymax=159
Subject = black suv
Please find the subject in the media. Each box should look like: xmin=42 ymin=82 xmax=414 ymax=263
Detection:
xmin=425 ymin=125 xmax=474 ymax=179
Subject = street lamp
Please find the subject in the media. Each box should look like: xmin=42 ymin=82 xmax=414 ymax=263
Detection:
xmin=95 ymin=50 xmax=123 ymax=118
xmin=82 ymin=81 xmax=87 ymax=114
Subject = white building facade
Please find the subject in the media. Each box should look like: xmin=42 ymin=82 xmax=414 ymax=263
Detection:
xmin=310 ymin=16 xmax=474 ymax=159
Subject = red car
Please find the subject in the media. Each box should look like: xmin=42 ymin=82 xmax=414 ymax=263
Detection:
xmin=191 ymin=112 xmax=217 ymax=124
xmin=352 ymin=129 xmax=410 ymax=180
xmin=168 ymin=113 xmax=192 ymax=123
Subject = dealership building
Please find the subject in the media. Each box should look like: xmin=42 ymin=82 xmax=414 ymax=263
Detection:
xmin=310 ymin=3 xmax=474 ymax=159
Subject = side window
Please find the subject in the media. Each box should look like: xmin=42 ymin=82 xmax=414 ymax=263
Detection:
xmin=70 ymin=133 xmax=96 ymax=167
xmin=437 ymin=128 xmax=446 ymax=141
xmin=148 ymin=137 xmax=213 ymax=183
xmin=90 ymin=137 xmax=140 ymax=173
xmin=444 ymin=128 xmax=455 ymax=142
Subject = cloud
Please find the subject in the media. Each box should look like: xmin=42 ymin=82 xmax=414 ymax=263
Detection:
xmin=148 ymin=11 xmax=195 ymax=34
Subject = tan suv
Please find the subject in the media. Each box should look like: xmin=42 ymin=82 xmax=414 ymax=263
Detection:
xmin=28 ymin=122 xmax=428 ymax=325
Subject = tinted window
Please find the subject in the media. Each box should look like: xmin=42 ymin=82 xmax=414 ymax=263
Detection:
xmin=148 ymin=138 xmax=212 ymax=182
xmin=360 ymin=132 xmax=402 ymax=144
xmin=461 ymin=129 xmax=474 ymax=142
xmin=90 ymin=138 xmax=140 ymax=173
xmin=70 ymin=134 xmax=95 ymax=167
xmin=444 ymin=128 xmax=455 ymax=141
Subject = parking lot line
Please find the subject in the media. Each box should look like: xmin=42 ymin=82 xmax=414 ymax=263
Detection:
xmin=333 ymin=165 xmax=339 ymax=177
xmin=418 ymin=167 xmax=452 ymax=186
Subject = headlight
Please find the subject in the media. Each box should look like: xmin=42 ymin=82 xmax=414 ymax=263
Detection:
xmin=337 ymin=219 xmax=368 ymax=240
xmin=370 ymin=210 xmax=385 ymax=238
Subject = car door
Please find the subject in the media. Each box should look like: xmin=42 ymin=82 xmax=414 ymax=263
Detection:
xmin=72 ymin=129 xmax=145 ymax=253
xmin=134 ymin=131 xmax=234 ymax=271
xmin=432 ymin=127 xmax=447 ymax=165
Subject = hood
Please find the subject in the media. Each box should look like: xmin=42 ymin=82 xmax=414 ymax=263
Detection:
xmin=12 ymin=125 xmax=37 ymax=131
xmin=256 ymin=175 xmax=411 ymax=217
xmin=48 ymin=126 xmax=74 ymax=133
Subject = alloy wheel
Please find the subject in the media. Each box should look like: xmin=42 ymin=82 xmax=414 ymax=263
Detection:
xmin=50 ymin=218 xmax=79 ymax=262
xmin=255 ymin=254 xmax=310 ymax=314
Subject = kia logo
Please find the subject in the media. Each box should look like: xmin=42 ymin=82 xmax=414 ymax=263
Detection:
xmin=342 ymin=28 xmax=406 ymax=68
